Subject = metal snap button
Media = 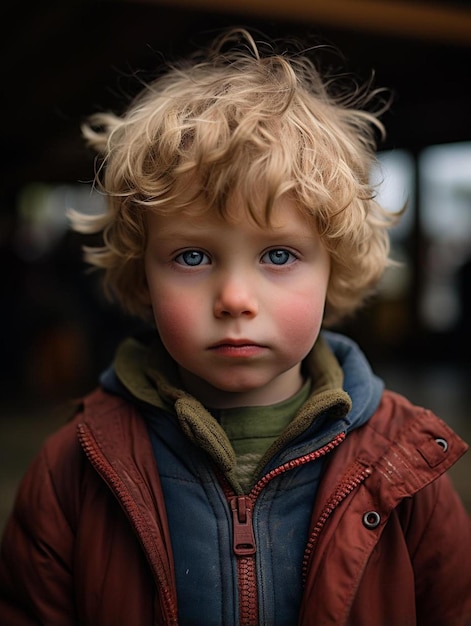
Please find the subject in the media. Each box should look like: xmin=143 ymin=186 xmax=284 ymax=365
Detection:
xmin=362 ymin=511 xmax=381 ymax=529
xmin=435 ymin=437 xmax=448 ymax=452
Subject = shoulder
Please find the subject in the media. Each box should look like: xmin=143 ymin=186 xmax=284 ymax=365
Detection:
xmin=323 ymin=389 xmax=468 ymax=505
xmin=37 ymin=388 xmax=135 ymax=466
xmin=15 ymin=388 xmax=143 ymax=522
xmin=355 ymin=391 xmax=469 ymax=523
xmin=361 ymin=389 xmax=467 ymax=467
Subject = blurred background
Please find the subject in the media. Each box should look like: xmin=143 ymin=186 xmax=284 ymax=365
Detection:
xmin=1 ymin=0 xmax=470 ymax=533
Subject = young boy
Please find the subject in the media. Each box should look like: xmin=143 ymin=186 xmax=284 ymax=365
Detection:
xmin=1 ymin=28 xmax=470 ymax=626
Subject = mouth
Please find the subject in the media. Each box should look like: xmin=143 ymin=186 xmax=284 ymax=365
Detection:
xmin=208 ymin=339 xmax=267 ymax=357
xmin=210 ymin=339 xmax=260 ymax=348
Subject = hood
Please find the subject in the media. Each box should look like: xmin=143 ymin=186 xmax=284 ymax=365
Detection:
xmin=323 ymin=330 xmax=384 ymax=433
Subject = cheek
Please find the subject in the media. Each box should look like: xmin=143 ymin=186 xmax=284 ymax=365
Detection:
xmin=274 ymin=290 xmax=326 ymax=347
xmin=149 ymin=286 xmax=204 ymax=352
xmin=153 ymin=299 xmax=190 ymax=341
xmin=275 ymin=252 xmax=331 ymax=341
xmin=152 ymin=303 xmax=196 ymax=365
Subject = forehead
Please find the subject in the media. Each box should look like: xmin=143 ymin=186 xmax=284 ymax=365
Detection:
xmin=146 ymin=192 xmax=317 ymax=240
xmin=165 ymin=170 xmax=298 ymax=219
xmin=163 ymin=174 xmax=312 ymax=222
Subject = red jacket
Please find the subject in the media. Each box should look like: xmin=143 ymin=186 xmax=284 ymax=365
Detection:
xmin=1 ymin=387 xmax=470 ymax=625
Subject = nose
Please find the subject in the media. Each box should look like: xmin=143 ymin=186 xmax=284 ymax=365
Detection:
xmin=213 ymin=273 xmax=258 ymax=319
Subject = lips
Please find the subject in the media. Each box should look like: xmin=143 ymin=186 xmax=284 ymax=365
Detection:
xmin=210 ymin=339 xmax=261 ymax=348
xmin=208 ymin=339 xmax=267 ymax=357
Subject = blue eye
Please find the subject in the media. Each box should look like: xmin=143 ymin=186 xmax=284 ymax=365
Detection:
xmin=175 ymin=250 xmax=209 ymax=266
xmin=262 ymin=249 xmax=295 ymax=265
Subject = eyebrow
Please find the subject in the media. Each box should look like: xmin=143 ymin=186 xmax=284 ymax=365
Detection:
xmin=148 ymin=232 xmax=320 ymax=259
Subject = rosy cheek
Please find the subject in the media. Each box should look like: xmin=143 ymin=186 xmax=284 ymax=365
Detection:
xmin=154 ymin=291 xmax=200 ymax=349
xmin=155 ymin=305 xmax=187 ymax=339
xmin=276 ymin=296 xmax=324 ymax=344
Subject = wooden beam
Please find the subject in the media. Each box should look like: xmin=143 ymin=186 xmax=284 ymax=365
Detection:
xmin=136 ymin=0 xmax=471 ymax=46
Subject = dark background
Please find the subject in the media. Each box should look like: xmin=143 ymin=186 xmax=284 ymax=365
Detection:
xmin=1 ymin=0 xmax=470 ymax=529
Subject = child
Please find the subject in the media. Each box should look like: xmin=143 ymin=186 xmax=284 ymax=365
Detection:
xmin=1 ymin=28 xmax=470 ymax=626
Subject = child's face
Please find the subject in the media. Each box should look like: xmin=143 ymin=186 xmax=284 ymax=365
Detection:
xmin=144 ymin=195 xmax=330 ymax=408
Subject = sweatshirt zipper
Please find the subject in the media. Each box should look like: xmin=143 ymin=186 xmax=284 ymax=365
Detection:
xmin=77 ymin=423 xmax=178 ymax=625
xmin=301 ymin=460 xmax=372 ymax=585
xmin=223 ymin=431 xmax=347 ymax=626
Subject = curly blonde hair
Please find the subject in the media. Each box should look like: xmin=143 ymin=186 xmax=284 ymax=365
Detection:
xmin=70 ymin=28 xmax=397 ymax=326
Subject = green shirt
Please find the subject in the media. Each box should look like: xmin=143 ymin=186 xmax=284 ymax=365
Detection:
xmin=211 ymin=381 xmax=312 ymax=491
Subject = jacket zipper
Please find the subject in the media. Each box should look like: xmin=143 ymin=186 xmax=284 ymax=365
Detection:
xmin=77 ymin=423 xmax=178 ymax=625
xmin=301 ymin=460 xmax=372 ymax=585
xmin=229 ymin=495 xmax=258 ymax=625
xmin=223 ymin=431 xmax=347 ymax=626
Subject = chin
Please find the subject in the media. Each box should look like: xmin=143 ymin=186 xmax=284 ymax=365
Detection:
xmin=212 ymin=380 xmax=260 ymax=394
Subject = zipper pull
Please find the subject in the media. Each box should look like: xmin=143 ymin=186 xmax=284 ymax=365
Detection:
xmin=230 ymin=496 xmax=256 ymax=556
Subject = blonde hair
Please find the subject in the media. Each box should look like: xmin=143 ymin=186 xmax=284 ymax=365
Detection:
xmin=70 ymin=28 xmax=398 ymax=326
